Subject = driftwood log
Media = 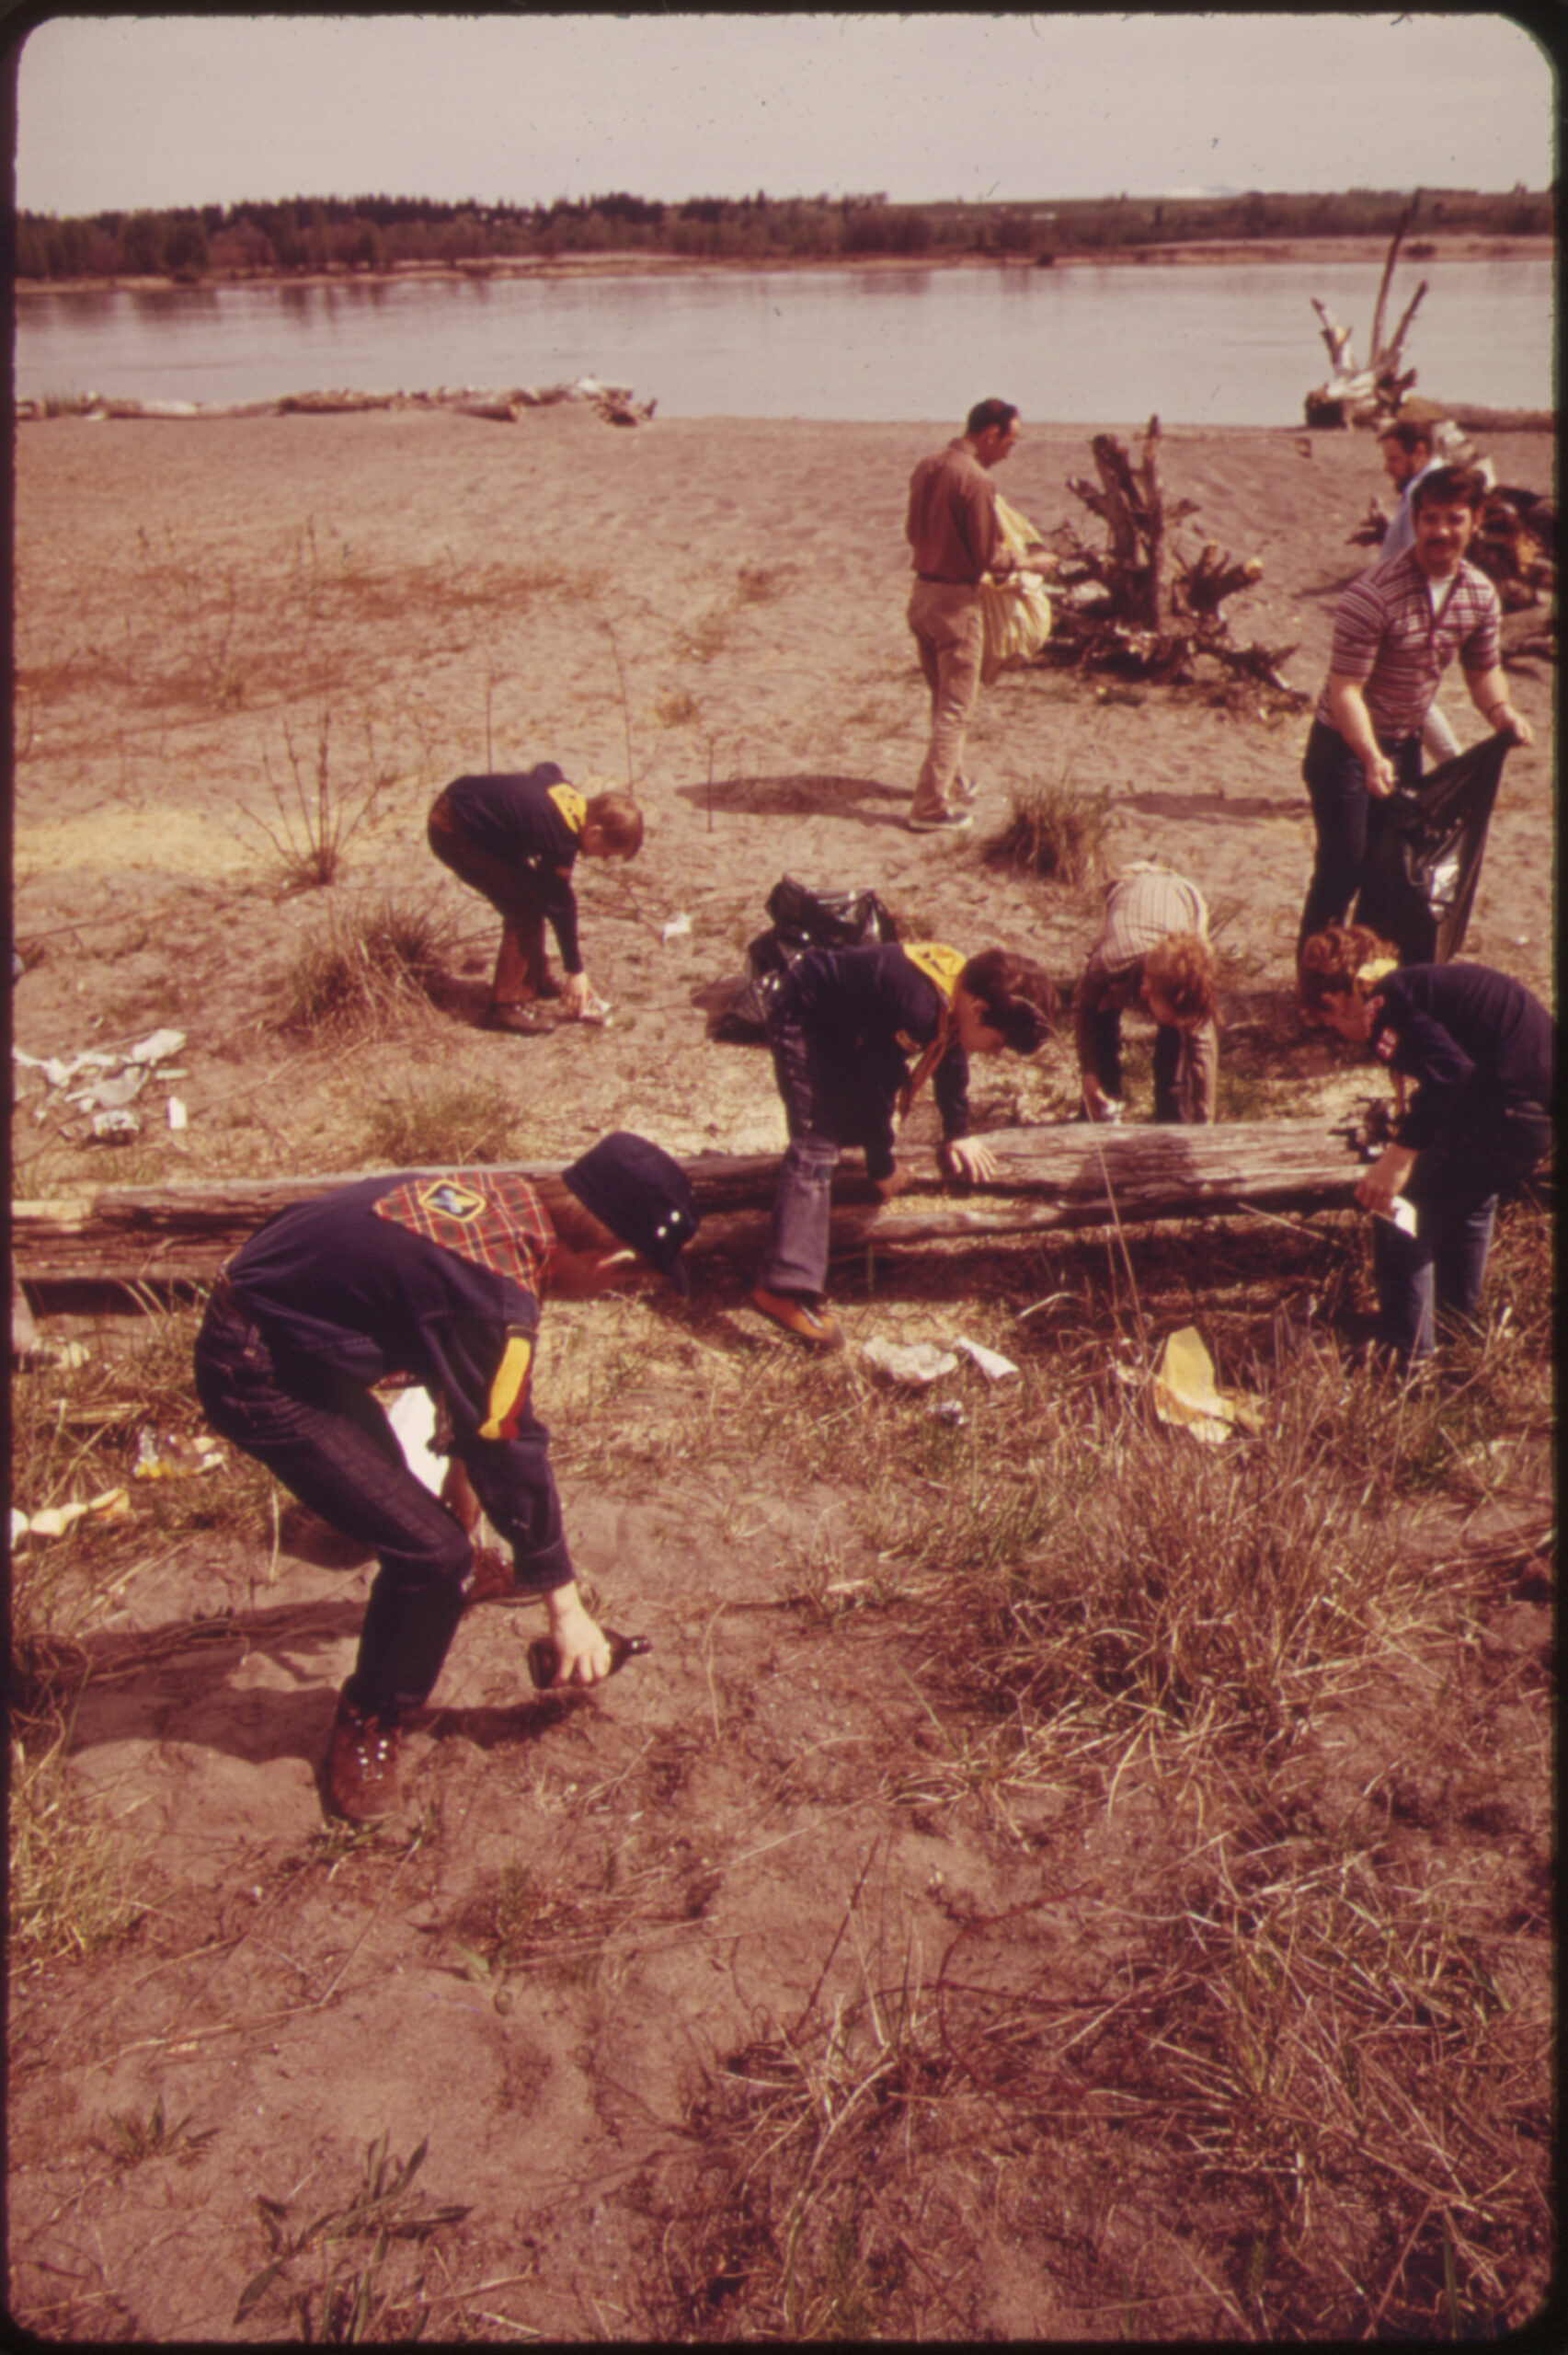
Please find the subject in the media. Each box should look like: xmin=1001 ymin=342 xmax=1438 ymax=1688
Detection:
xmin=1045 ymin=418 xmax=1303 ymax=698
xmin=12 ymin=1118 xmax=1383 ymax=1288
xmin=14 ymin=378 xmax=656 ymax=430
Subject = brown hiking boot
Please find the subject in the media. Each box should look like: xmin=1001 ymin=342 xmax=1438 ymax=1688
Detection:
xmin=750 ymin=1285 xmax=846 ymax=1350
xmin=483 ymin=1001 xmax=555 ymax=1036
xmin=323 ymin=1689 xmax=405 ymax=1821
xmin=464 ymin=1545 xmax=522 ymax=1606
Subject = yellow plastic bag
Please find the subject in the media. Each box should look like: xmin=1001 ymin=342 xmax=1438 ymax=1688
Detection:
xmin=1151 ymin=1327 xmax=1264 ymax=1446
xmin=979 ymin=496 xmax=1054 ymax=684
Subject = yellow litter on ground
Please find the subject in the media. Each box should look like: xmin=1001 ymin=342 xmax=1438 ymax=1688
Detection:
xmin=1152 ymin=1327 xmax=1265 ymax=1445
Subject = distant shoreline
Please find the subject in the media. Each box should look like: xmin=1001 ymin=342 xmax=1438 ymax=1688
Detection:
xmin=14 ymin=231 xmax=1554 ymax=301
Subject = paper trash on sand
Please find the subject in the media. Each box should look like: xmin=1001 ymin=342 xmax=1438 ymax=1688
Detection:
xmin=133 ymin=1428 xmax=224 ymax=1479
xmin=70 ymin=1066 xmax=147 ymax=1111
xmin=955 ymin=1337 xmax=1020 ymax=1383
xmin=861 ymin=1338 xmax=959 ymax=1387
xmin=89 ymin=1109 xmax=142 ymax=1143
xmin=660 ymin=913 xmax=692 ymax=945
xmin=22 ymin=1488 xmax=131 ymax=1539
xmin=1152 ymin=1327 xmax=1264 ymax=1445
xmin=129 ymin=1028 xmax=187 ymax=1064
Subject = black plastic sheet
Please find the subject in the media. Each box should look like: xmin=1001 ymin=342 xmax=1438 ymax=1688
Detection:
xmin=1353 ymin=731 xmax=1512 ymax=964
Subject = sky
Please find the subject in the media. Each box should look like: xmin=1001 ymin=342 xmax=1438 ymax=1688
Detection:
xmin=12 ymin=12 xmax=1557 ymax=220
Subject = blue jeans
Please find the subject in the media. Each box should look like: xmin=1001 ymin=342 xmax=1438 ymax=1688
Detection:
xmin=1372 ymin=1108 xmax=1551 ymax=1361
xmin=195 ymin=1293 xmax=471 ymax=1715
xmin=760 ymin=992 xmax=858 ymax=1299
xmin=1299 ymin=718 xmax=1422 ymax=955
xmin=1090 ymin=1007 xmax=1208 ymax=1123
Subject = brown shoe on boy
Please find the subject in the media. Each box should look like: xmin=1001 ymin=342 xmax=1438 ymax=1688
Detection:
xmin=323 ymin=1688 xmax=405 ymax=1821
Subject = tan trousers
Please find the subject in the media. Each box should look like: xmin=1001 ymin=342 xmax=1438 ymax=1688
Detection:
xmin=908 ymin=578 xmax=985 ymax=821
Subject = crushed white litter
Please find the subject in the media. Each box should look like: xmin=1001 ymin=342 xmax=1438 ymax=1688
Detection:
xmin=861 ymin=1338 xmax=959 ymax=1386
xmin=954 ymin=1336 xmax=1019 ymax=1382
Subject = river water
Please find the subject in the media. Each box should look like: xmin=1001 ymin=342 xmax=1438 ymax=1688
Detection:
xmin=15 ymin=255 xmax=1553 ymax=425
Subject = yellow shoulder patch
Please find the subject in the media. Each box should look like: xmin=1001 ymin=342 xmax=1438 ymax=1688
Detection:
xmin=901 ymin=941 xmax=967 ymax=1002
xmin=479 ymin=1331 xmax=534 ymax=1441
xmin=547 ymin=783 xmax=588 ymax=835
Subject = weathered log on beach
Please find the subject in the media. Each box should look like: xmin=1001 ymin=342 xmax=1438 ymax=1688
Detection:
xmin=12 ymin=1118 xmax=1388 ymax=1286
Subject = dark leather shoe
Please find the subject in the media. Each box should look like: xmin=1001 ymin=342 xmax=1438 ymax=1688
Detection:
xmin=483 ymin=1002 xmax=555 ymax=1036
xmin=464 ymin=1545 xmax=523 ymax=1606
xmin=324 ymin=1689 xmax=404 ymax=1821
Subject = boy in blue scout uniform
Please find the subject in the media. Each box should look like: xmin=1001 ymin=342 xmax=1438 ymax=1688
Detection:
xmin=752 ymin=941 xmax=1055 ymax=1347
xmin=194 ymin=1133 xmax=699 ymax=1820
xmin=1299 ymin=925 xmax=1553 ymax=1365
xmin=427 ymin=764 xmax=644 ymax=1034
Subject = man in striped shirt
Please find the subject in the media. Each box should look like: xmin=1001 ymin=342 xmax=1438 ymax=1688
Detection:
xmin=1297 ymin=465 xmax=1530 ymax=958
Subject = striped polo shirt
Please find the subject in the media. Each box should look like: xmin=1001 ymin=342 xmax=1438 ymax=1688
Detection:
xmin=1315 ymin=547 xmax=1500 ymax=742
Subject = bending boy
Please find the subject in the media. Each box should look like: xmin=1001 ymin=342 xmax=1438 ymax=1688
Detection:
xmin=1075 ymin=864 xmax=1219 ymax=1124
xmin=429 ymin=764 xmax=643 ymax=1034
xmin=194 ymin=1133 xmax=698 ymax=1820
xmin=752 ymin=941 xmax=1055 ymax=1347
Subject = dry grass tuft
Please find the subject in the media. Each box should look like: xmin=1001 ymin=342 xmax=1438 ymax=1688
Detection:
xmin=281 ymin=891 xmax=459 ymax=1034
xmin=983 ymin=777 xmax=1113 ymax=885
xmin=361 ymin=1076 xmax=519 ymax=1167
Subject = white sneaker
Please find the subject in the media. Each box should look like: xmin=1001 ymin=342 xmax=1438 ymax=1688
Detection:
xmin=908 ymin=807 xmax=973 ymax=836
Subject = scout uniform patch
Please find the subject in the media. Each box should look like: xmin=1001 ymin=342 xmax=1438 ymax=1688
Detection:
xmin=372 ymin=1172 xmax=555 ymax=1291
xmin=897 ymin=942 xmax=966 ymax=1113
xmin=547 ymin=784 xmax=588 ymax=835
xmin=900 ymin=940 xmax=967 ymax=1006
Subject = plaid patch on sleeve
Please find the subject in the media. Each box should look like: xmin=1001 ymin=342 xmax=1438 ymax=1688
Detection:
xmin=373 ymin=1174 xmax=555 ymax=1292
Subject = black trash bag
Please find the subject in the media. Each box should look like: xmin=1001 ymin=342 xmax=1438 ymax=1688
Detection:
xmin=1353 ymin=731 xmax=1511 ymax=966
xmin=712 ymin=875 xmax=899 ymax=1041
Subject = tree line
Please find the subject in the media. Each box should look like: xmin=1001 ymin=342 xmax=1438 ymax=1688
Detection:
xmin=15 ymin=184 xmax=1553 ymax=284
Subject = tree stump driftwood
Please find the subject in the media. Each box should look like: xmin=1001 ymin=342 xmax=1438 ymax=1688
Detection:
xmin=1304 ymin=193 xmax=1426 ymax=429
xmin=1042 ymin=418 xmax=1303 ymax=698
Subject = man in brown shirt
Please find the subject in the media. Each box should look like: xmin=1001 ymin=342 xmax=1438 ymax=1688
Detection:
xmin=905 ymin=396 xmax=1036 ymax=835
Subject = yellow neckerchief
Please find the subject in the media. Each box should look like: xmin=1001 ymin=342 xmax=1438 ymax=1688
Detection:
xmin=1356 ymin=957 xmax=1399 ymax=992
xmin=897 ymin=942 xmax=967 ymax=1119
xmin=547 ymin=783 xmax=588 ymax=835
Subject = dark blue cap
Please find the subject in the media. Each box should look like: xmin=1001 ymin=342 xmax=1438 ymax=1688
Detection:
xmin=561 ymin=1132 xmax=700 ymax=1293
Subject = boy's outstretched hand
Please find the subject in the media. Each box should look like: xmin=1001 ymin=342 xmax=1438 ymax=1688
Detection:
xmin=940 ymin=1137 xmax=998 ymax=1185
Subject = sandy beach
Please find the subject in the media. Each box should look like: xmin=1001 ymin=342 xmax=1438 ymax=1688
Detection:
xmin=12 ymin=404 xmax=1556 ymax=1178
